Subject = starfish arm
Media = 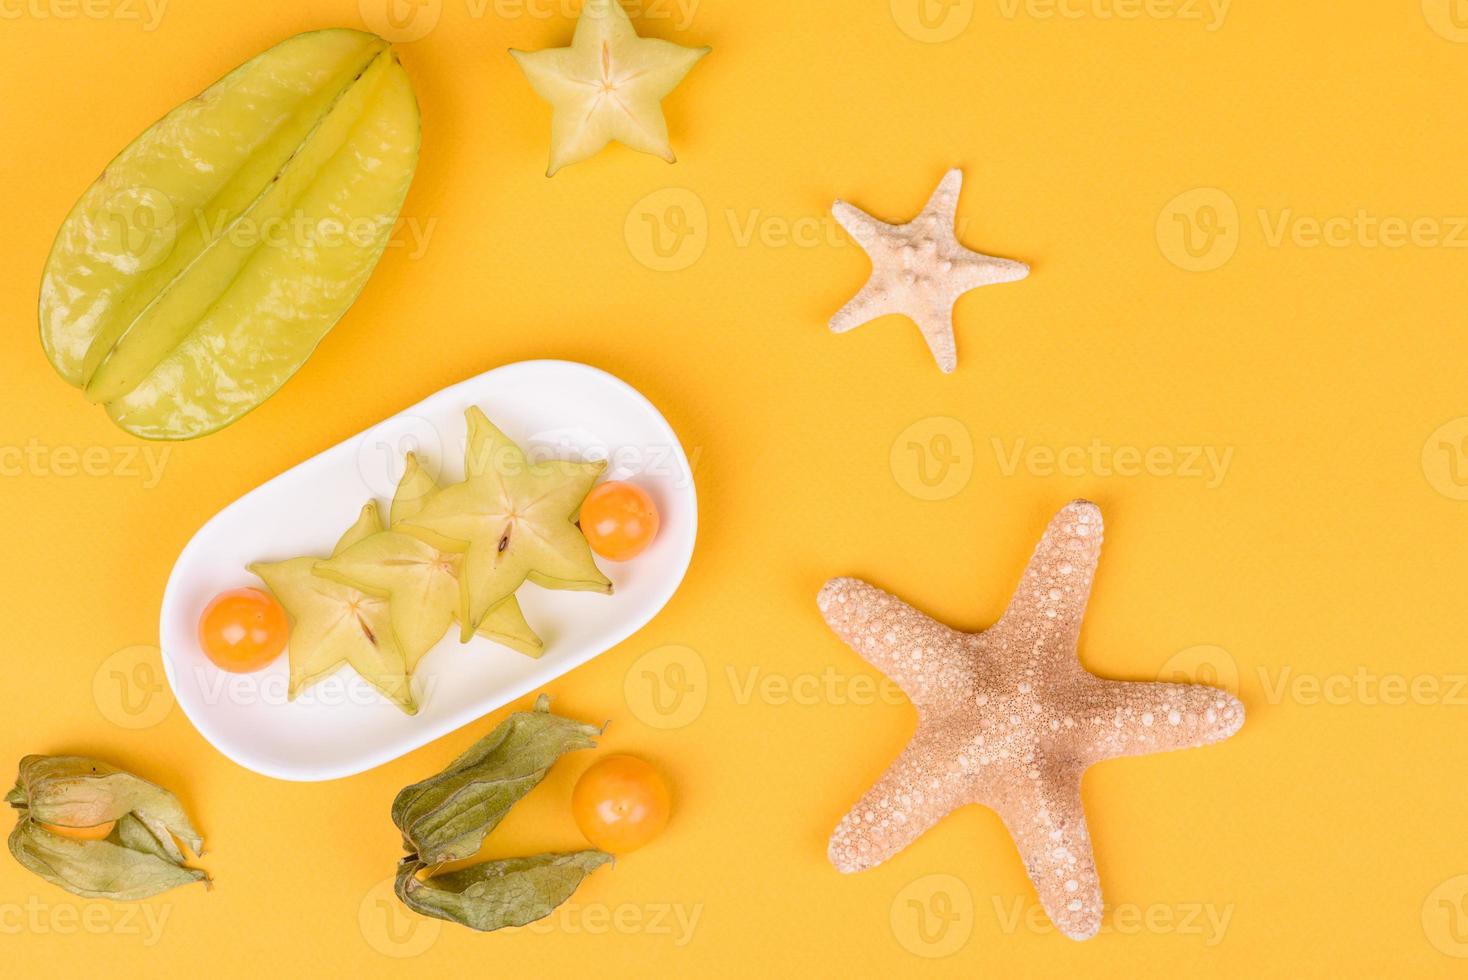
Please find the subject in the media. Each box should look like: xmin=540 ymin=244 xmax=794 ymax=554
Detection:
xmin=956 ymin=252 xmax=1031 ymax=289
xmin=829 ymin=278 xmax=897 ymax=334
xmin=996 ymin=500 xmax=1103 ymax=660
xmin=828 ymin=725 xmax=972 ymax=873
xmin=1071 ymin=680 xmax=1245 ymax=762
xmin=818 ymin=578 xmax=975 ymax=710
xmin=911 ymin=300 xmax=958 ymax=374
xmin=831 ymin=200 xmax=899 ymax=250
xmin=984 ymin=766 xmax=1103 ymax=941
xmin=920 ymin=168 xmax=964 ymax=223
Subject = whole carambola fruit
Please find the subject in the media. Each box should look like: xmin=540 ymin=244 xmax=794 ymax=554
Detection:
xmin=39 ymin=29 xmax=421 ymax=440
xmin=6 ymin=755 xmax=208 ymax=900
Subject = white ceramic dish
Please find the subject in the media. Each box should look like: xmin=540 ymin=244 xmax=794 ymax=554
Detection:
xmin=159 ymin=360 xmax=697 ymax=781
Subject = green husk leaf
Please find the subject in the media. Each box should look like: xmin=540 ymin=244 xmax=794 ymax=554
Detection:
xmin=392 ymin=695 xmax=601 ymax=864
xmin=12 ymin=755 xmax=203 ymax=856
xmin=114 ymin=812 xmax=177 ymax=863
xmin=394 ymin=851 xmax=612 ymax=932
xmin=8 ymin=822 xmax=207 ymax=900
xmin=7 ymin=755 xmax=209 ymax=901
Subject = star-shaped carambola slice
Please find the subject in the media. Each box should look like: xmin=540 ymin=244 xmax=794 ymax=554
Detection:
xmin=392 ymin=452 xmax=544 ymax=657
xmin=819 ymin=501 xmax=1244 ymax=941
xmin=314 ymin=454 xmax=543 ymax=667
xmin=831 ymin=169 xmax=1029 ymax=373
xmin=249 ymin=502 xmax=416 ymax=714
xmin=510 ymin=0 xmax=710 ymax=175
xmin=400 ymin=410 xmax=610 ymax=641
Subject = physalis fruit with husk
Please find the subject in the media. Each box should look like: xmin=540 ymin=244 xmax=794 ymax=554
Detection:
xmin=393 ymin=695 xmax=612 ymax=931
xmin=6 ymin=755 xmax=208 ymax=900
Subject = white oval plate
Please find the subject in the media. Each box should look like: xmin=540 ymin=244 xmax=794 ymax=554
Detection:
xmin=160 ymin=360 xmax=697 ymax=781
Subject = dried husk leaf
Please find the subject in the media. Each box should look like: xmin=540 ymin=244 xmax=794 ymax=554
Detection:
xmin=115 ymin=812 xmax=178 ymax=863
xmin=7 ymin=821 xmax=207 ymax=900
xmin=395 ymin=851 xmax=612 ymax=932
xmin=12 ymin=755 xmax=203 ymax=855
xmin=7 ymin=755 xmax=208 ymax=901
xmin=392 ymin=695 xmax=602 ymax=864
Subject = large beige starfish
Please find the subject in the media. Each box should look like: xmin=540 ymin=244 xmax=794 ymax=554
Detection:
xmin=819 ymin=501 xmax=1244 ymax=941
xmin=830 ymin=169 xmax=1029 ymax=373
xmin=510 ymin=0 xmax=709 ymax=176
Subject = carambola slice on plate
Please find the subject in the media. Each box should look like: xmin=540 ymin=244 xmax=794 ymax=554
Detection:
xmin=400 ymin=410 xmax=610 ymax=641
xmin=394 ymin=451 xmax=542 ymax=656
xmin=325 ymin=452 xmax=543 ymax=660
xmin=249 ymin=501 xmax=417 ymax=713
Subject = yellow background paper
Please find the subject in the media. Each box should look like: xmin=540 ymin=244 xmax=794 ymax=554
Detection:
xmin=2 ymin=0 xmax=1467 ymax=973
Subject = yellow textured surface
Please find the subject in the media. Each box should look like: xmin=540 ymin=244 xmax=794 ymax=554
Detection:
xmin=2 ymin=0 xmax=1467 ymax=974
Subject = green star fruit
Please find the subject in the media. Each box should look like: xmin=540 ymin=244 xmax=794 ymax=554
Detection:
xmin=400 ymin=410 xmax=610 ymax=641
xmin=392 ymin=451 xmax=541 ymax=655
xmin=315 ymin=452 xmax=543 ymax=665
xmin=249 ymin=501 xmax=417 ymax=714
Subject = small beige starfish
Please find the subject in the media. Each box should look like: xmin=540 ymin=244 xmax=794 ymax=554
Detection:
xmin=830 ymin=169 xmax=1029 ymax=373
xmin=819 ymin=500 xmax=1244 ymax=941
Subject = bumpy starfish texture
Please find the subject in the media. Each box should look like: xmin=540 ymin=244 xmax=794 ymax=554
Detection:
xmin=510 ymin=0 xmax=710 ymax=176
xmin=819 ymin=501 xmax=1243 ymax=941
xmin=830 ymin=169 xmax=1029 ymax=373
